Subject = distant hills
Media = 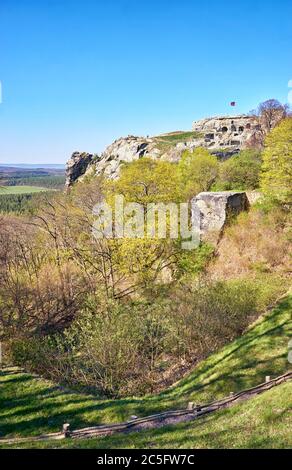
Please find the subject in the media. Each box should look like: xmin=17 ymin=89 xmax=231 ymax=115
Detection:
xmin=0 ymin=163 xmax=65 ymax=169
xmin=0 ymin=164 xmax=65 ymax=179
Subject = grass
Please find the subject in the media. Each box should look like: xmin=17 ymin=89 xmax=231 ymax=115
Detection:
xmin=0 ymin=186 xmax=50 ymax=195
xmin=4 ymin=381 xmax=291 ymax=449
xmin=0 ymin=295 xmax=291 ymax=446
xmin=154 ymin=131 xmax=202 ymax=152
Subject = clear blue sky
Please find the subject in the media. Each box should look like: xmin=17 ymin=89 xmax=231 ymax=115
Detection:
xmin=0 ymin=0 xmax=291 ymax=164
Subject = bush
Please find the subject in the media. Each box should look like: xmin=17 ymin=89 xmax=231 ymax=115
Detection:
xmin=209 ymin=205 xmax=292 ymax=279
xmin=260 ymin=118 xmax=292 ymax=204
xmin=10 ymin=274 xmax=284 ymax=397
xmin=214 ymin=150 xmax=262 ymax=191
xmin=178 ymin=147 xmax=219 ymax=199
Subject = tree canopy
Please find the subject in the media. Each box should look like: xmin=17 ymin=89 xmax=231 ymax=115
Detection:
xmin=260 ymin=118 xmax=292 ymax=204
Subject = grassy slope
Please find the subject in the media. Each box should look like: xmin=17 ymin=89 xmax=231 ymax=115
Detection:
xmin=6 ymin=381 xmax=291 ymax=449
xmin=153 ymin=131 xmax=202 ymax=152
xmin=0 ymin=186 xmax=50 ymax=195
xmin=0 ymin=295 xmax=291 ymax=445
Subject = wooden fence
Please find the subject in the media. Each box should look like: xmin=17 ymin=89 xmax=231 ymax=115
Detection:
xmin=0 ymin=371 xmax=291 ymax=445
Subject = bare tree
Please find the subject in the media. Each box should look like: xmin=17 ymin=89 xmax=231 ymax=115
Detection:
xmin=251 ymin=99 xmax=289 ymax=132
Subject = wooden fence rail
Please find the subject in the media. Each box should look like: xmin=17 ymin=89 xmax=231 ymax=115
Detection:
xmin=0 ymin=371 xmax=291 ymax=445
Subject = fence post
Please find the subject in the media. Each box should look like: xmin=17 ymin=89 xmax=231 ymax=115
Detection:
xmin=62 ymin=423 xmax=71 ymax=438
xmin=265 ymin=375 xmax=271 ymax=383
xmin=128 ymin=415 xmax=138 ymax=422
xmin=187 ymin=402 xmax=194 ymax=411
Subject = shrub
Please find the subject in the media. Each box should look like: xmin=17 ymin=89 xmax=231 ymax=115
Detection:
xmin=209 ymin=206 xmax=292 ymax=279
xmin=260 ymin=118 xmax=292 ymax=204
xmin=10 ymin=275 xmax=284 ymax=397
xmin=214 ymin=150 xmax=262 ymax=191
xmin=178 ymin=147 xmax=219 ymax=199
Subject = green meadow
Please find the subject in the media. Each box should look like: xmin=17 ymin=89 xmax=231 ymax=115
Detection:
xmin=0 ymin=186 xmax=50 ymax=195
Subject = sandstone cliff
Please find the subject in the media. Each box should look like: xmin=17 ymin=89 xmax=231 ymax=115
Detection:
xmin=66 ymin=114 xmax=264 ymax=187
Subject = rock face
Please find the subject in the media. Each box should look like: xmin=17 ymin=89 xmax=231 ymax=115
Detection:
xmin=192 ymin=115 xmax=263 ymax=154
xmin=65 ymin=152 xmax=94 ymax=188
xmin=191 ymin=191 xmax=249 ymax=243
xmin=93 ymin=135 xmax=161 ymax=178
xmin=65 ymin=114 xmax=264 ymax=186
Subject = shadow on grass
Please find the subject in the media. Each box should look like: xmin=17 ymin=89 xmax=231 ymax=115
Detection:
xmin=0 ymin=296 xmax=291 ymax=438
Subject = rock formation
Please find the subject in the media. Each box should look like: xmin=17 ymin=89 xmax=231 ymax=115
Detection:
xmin=192 ymin=115 xmax=263 ymax=152
xmin=65 ymin=114 xmax=264 ymax=187
xmin=191 ymin=191 xmax=249 ymax=243
xmin=65 ymin=152 xmax=95 ymax=188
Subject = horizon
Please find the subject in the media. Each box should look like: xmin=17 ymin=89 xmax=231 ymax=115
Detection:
xmin=1 ymin=0 xmax=291 ymax=164
xmin=0 ymin=163 xmax=65 ymax=168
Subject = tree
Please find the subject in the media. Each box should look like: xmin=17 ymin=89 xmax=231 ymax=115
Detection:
xmin=178 ymin=147 xmax=219 ymax=199
xmin=0 ymin=213 xmax=85 ymax=341
xmin=253 ymin=99 xmax=289 ymax=132
xmin=260 ymin=118 xmax=292 ymax=204
xmin=215 ymin=150 xmax=262 ymax=190
xmin=108 ymin=158 xmax=181 ymax=207
xmin=105 ymin=159 xmax=183 ymax=292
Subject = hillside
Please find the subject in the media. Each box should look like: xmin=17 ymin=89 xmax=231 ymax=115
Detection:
xmin=0 ymin=294 xmax=291 ymax=447
xmin=65 ymin=114 xmax=266 ymax=186
xmin=4 ymin=382 xmax=290 ymax=449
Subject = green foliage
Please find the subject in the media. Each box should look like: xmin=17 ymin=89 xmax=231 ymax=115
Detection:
xmin=178 ymin=147 xmax=219 ymax=199
xmin=0 ymin=193 xmax=34 ymax=213
xmin=10 ymin=274 xmax=285 ymax=397
xmin=1 ymin=295 xmax=291 ymax=445
xmin=10 ymin=298 xmax=176 ymax=397
xmin=108 ymin=157 xmax=181 ymax=205
xmin=0 ymin=191 xmax=57 ymax=214
xmin=260 ymin=117 xmax=292 ymax=204
xmin=214 ymin=149 xmax=262 ymax=191
xmin=175 ymin=242 xmax=214 ymax=278
xmin=5 ymin=175 xmax=65 ymax=189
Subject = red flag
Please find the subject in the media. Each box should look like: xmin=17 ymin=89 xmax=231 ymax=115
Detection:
xmin=230 ymin=101 xmax=236 ymax=106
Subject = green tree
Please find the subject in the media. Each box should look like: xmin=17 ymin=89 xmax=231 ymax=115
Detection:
xmin=215 ymin=150 xmax=262 ymax=191
xmin=105 ymin=159 xmax=182 ymax=291
xmin=107 ymin=157 xmax=181 ymax=206
xmin=260 ymin=118 xmax=292 ymax=204
xmin=178 ymin=147 xmax=219 ymax=200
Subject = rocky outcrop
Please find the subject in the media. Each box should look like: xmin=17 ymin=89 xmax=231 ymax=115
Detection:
xmin=93 ymin=136 xmax=160 ymax=178
xmin=191 ymin=191 xmax=249 ymax=243
xmin=65 ymin=152 xmax=95 ymax=188
xmin=65 ymin=114 xmax=265 ymax=186
xmin=192 ymin=115 xmax=263 ymax=153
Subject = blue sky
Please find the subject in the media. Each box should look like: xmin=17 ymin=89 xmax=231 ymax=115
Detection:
xmin=0 ymin=0 xmax=291 ymax=164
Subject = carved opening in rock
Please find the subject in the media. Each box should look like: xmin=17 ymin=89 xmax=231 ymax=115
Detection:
xmin=231 ymin=124 xmax=236 ymax=131
xmin=246 ymin=123 xmax=251 ymax=129
xmin=222 ymin=126 xmax=228 ymax=132
xmin=238 ymin=126 xmax=244 ymax=132
xmin=205 ymin=133 xmax=215 ymax=139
